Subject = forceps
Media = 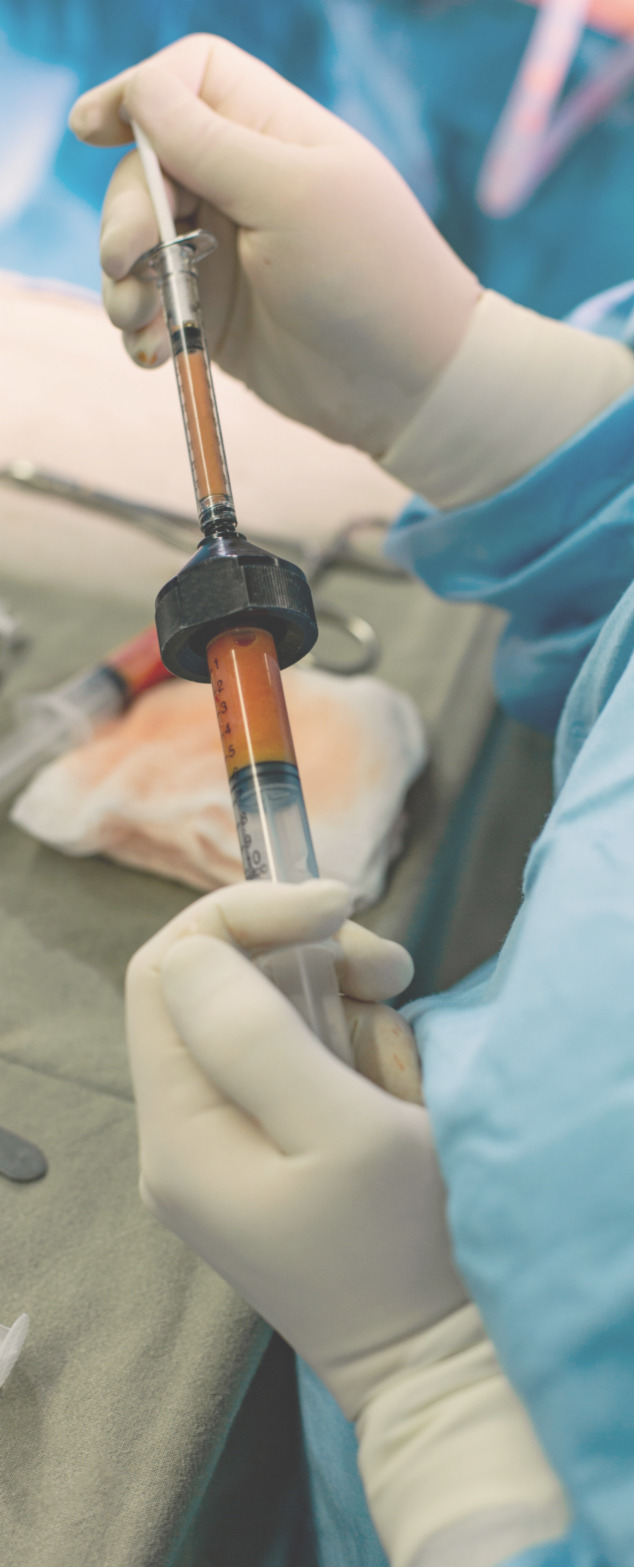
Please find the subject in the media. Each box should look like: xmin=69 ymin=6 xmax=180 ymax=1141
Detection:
xmin=0 ymin=462 xmax=409 ymax=675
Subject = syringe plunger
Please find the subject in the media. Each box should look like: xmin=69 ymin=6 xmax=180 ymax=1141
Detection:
xmin=135 ymin=232 xmax=236 ymax=537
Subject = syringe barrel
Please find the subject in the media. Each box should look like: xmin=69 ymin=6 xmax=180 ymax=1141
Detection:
xmin=256 ymin=941 xmax=354 ymax=1066
xmin=144 ymin=235 xmax=236 ymax=536
xmin=208 ymin=626 xmax=318 ymax=882
xmin=0 ymin=667 xmax=124 ymax=804
xmin=229 ymin=760 xmax=319 ymax=883
xmin=135 ymin=234 xmax=350 ymax=1062
xmin=0 ymin=625 xmax=169 ymax=805
xmin=207 ymin=626 xmax=354 ymax=1066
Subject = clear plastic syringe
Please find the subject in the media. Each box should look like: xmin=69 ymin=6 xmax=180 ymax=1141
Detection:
xmin=133 ymin=125 xmax=353 ymax=1066
xmin=131 ymin=122 xmax=235 ymax=539
xmin=0 ymin=624 xmax=171 ymax=804
xmin=207 ymin=624 xmax=352 ymax=1061
xmin=137 ymin=227 xmax=236 ymax=538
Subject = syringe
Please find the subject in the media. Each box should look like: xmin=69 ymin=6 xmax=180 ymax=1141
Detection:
xmin=133 ymin=126 xmax=353 ymax=1065
xmin=207 ymin=625 xmax=352 ymax=1057
xmin=0 ymin=623 xmax=171 ymax=804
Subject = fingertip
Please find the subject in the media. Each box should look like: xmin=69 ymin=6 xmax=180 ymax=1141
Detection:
xmin=218 ymin=877 xmax=353 ymax=920
xmin=69 ymin=50 xmax=141 ymax=144
xmin=101 ymin=215 xmax=160 ymax=285
xmin=68 ymin=95 xmax=97 ymax=140
xmin=100 ymin=230 xmax=129 ymax=281
xmin=304 ymin=877 xmax=354 ymax=915
xmin=383 ymin=941 xmax=415 ymax=994
xmin=102 ymin=272 xmax=158 ymax=331
xmin=68 ymin=90 xmax=132 ymax=147
xmin=123 ymin=321 xmax=171 ymax=369
xmin=379 ymin=952 xmax=415 ymax=1002
xmin=174 ymin=878 xmax=355 ymax=958
xmin=336 ymin=924 xmax=414 ymax=1001
xmin=67 ymin=107 xmax=100 ymax=145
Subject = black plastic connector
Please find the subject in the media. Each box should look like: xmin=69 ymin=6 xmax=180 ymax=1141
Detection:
xmin=155 ymin=532 xmax=318 ymax=681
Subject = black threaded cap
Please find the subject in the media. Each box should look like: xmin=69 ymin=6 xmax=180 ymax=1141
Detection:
xmin=155 ymin=534 xmax=318 ymax=681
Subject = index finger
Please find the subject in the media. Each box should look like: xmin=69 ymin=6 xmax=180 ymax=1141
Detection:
xmin=126 ymin=878 xmax=410 ymax=1011
xmin=125 ymin=879 xmax=353 ymax=1152
xmin=69 ymin=34 xmax=209 ymax=146
xmin=69 ymin=33 xmax=350 ymax=150
xmin=126 ymin=878 xmax=353 ymax=992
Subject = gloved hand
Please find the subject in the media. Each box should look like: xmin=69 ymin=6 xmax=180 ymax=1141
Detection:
xmin=68 ymin=34 xmax=480 ymax=461
xmin=126 ymin=876 xmax=568 ymax=1567
xmin=69 ymin=36 xmax=634 ymax=509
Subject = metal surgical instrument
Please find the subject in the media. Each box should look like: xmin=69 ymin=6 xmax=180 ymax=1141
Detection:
xmin=0 ymin=463 xmax=395 ymax=675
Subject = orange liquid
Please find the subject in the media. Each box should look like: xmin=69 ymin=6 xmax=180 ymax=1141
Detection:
xmin=107 ymin=624 xmax=171 ymax=699
xmin=206 ymin=627 xmax=297 ymax=777
xmin=175 ymin=348 xmax=228 ymax=500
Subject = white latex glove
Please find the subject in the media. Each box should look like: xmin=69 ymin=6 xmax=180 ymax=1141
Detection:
xmin=70 ymin=37 xmax=634 ymax=511
xmin=126 ymin=877 xmax=568 ymax=1567
xmin=68 ymin=34 xmax=480 ymax=461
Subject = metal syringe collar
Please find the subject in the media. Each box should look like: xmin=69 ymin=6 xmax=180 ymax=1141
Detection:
xmin=155 ymin=533 xmax=319 ymax=680
xmin=132 ymin=229 xmax=217 ymax=281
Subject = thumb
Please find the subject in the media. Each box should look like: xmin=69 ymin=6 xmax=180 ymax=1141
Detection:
xmin=122 ymin=61 xmax=306 ymax=229
xmin=344 ymin=1001 xmax=423 ymax=1105
xmin=160 ymin=932 xmax=380 ymax=1156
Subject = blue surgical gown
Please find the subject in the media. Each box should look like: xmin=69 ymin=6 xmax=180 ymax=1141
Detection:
xmin=325 ymin=0 xmax=634 ymax=321
xmin=297 ymin=286 xmax=634 ymax=1567
xmin=2 ymin=0 xmax=634 ymax=315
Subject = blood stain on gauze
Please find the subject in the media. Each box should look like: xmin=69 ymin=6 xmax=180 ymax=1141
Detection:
xmin=10 ymin=666 xmax=426 ymax=907
xmin=286 ymin=676 xmax=384 ymax=817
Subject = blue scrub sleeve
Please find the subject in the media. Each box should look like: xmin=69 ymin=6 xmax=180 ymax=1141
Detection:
xmin=386 ymin=385 xmax=634 ymax=734
xmin=296 ymin=1358 xmax=390 ymax=1567
xmin=406 ymin=585 xmax=634 ymax=1567
xmin=505 ymin=1540 xmax=605 ymax=1567
xmin=294 ymin=354 xmax=634 ymax=1567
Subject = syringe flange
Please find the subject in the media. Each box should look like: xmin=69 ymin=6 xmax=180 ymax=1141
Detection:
xmin=156 ymin=532 xmax=318 ymax=681
xmin=132 ymin=229 xmax=217 ymax=282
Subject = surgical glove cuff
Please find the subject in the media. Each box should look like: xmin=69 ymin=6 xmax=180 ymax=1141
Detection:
xmin=355 ymin=1302 xmax=569 ymax=1567
xmin=380 ymin=289 xmax=634 ymax=510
